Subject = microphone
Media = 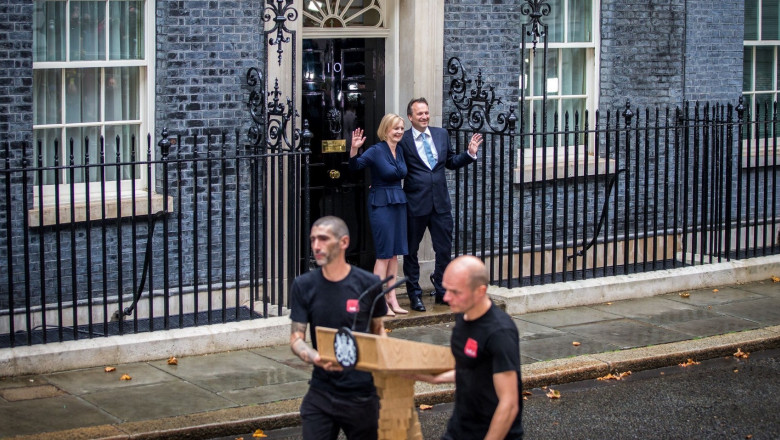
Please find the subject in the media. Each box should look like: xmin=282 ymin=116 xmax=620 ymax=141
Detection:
xmin=364 ymin=277 xmax=406 ymax=332
xmin=350 ymin=275 xmax=393 ymax=331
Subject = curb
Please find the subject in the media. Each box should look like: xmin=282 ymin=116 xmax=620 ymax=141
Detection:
xmin=11 ymin=325 xmax=780 ymax=440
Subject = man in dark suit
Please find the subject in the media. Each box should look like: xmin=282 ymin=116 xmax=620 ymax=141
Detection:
xmin=399 ymin=97 xmax=482 ymax=311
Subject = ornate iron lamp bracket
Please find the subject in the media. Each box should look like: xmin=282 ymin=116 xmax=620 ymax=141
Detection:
xmin=264 ymin=0 xmax=298 ymax=66
xmin=521 ymin=0 xmax=551 ymax=53
xmin=446 ymin=57 xmax=515 ymax=134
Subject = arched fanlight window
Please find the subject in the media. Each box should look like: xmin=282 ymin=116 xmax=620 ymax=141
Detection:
xmin=303 ymin=0 xmax=385 ymax=28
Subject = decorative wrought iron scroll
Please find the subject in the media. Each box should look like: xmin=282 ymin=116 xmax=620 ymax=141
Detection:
xmin=446 ymin=57 xmax=515 ymax=134
xmin=246 ymin=67 xmax=265 ymax=147
xmin=520 ymin=0 xmax=551 ymax=52
xmin=247 ymin=0 xmax=304 ymax=152
xmin=265 ymin=0 xmax=299 ymax=66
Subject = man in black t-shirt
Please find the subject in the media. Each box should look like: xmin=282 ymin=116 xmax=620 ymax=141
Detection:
xmin=289 ymin=216 xmax=388 ymax=440
xmin=415 ymin=255 xmax=523 ymax=440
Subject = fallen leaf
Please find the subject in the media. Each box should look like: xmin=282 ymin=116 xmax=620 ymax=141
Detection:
xmin=120 ymin=374 xmax=132 ymax=381
xmin=384 ymin=328 xmax=392 ymax=333
xmin=734 ymin=369 xmax=739 ymax=373
xmin=572 ymin=341 xmax=581 ymax=346
xmin=679 ymin=292 xmax=690 ymax=298
xmin=606 ymin=302 xmax=612 ymax=305
xmin=523 ymin=396 xmax=528 ymax=400
xmin=522 ymin=390 xmax=533 ymax=396
xmin=679 ymin=358 xmax=700 ymax=367
xmin=733 ymin=348 xmax=750 ymax=359
xmin=419 ymin=404 xmax=433 ymax=410
xmin=712 ymin=289 xmax=719 ymax=292
xmin=104 ymin=366 xmax=116 ymax=373
xmin=746 ymin=434 xmax=753 ymax=439
xmin=167 ymin=356 xmax=178 ymax=365
xmin=546 ymin=389 xmax=561 ymax=399
xmin=253 ymin=429 xmax=268 ymax=438
xmin=771 ymin=275 xmax=779 ymax=283
xmin=235 ymin=438 xmax=244 ymax=440
xmin=597 ymin=371 xmax=632 ymax=381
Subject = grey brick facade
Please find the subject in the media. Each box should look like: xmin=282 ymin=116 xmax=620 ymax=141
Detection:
xmin=1 ymin=1 xmax=774 ymax=327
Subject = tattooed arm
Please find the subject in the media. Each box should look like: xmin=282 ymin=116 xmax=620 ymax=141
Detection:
xmin=290 ymin=321 xmax=341 ymax=371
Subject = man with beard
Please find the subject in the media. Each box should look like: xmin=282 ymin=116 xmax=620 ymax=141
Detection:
xmin=289 ymin=216 xmax=388 ymax=439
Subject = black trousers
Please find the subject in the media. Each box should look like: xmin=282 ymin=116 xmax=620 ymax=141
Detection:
xmin=300 ymin=386 xmax=380 ymax=440
xmin=403 ymin=210 xmax=453 ymax=299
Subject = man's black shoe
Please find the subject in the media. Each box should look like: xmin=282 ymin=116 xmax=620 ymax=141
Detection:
xmin=410 ymin=297 xmax=426 ymax=312
xmin=434 ymin=296 xmax=449 ymax=306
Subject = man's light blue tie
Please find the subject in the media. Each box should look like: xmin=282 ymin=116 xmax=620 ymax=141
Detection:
xmin=422 ymin=132 xmax=436 ymax=169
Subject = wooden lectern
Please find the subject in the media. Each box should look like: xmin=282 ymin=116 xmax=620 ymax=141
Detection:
xmin=317 ymin=327 xmax=454 ymax=440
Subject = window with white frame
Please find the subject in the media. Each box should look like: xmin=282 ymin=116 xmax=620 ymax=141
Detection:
xmin=744 ymin=0 xmax=779 ymax=138
xmin=520 ymin=0 xmax=597 ymax=147
xmin=32 ymin=0 xmax=151 ymax=203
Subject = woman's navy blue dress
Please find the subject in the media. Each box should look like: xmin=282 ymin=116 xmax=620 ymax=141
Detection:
xmin=348 ymin=142 xmax=408 ymax=258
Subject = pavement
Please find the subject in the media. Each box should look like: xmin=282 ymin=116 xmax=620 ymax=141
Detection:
xmin=1 ymin=267 xmax=779 ymax=439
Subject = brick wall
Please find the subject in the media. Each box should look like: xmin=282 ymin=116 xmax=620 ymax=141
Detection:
xmin=683 ymin=0 xmax=744 ymax=105
xmin=155 ymin=0 xmax=264 ymax=137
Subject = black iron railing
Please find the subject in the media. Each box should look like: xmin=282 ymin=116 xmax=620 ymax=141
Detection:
xmin=1 ymin=129 xmax=310 ymax=347
xmin=447 ymin=90 xmax=779 ymax=287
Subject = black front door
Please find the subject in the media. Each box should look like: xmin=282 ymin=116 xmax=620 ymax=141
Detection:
xmin=302 ymin=38 xmax=385 ymax=270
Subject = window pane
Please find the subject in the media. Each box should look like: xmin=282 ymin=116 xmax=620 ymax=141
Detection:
xmin=568 ymin=0 xmax=592 ymax=42
xmin=753 ymin=93 xmax=774 ymax=138
xmin=561 ymin=48 xmax=586 ymax=95
xmin=754 ymin=46 xmax=774 ymax=91
xmin=65 ymin=126 xmax=101 ymax=183
xmin=34 ymin=1 xmax=66 ymax=62
xmin=65 ymin=68 xmax=101 ymax=123
xmin=543 ymin=50 xmax=559 ymax=96
xmin=109 ymin=1 xmax=144 ymax=60
xmin=70 ymin=2 xmax=106 ymax=61
xmin=546 ymin=0 xmax=564 ymax=43
xmin=33 ymin=128 xmax=60 ymax=185
xmin=762 ymin=0 xmax=779 ymax=40
xmin=745 ymin=0 xmax=759 ymax=40
xmin=105 ymin=124 xmax=141 ymax=180
xmin=106 ymin=67 xmax=140 ymax=121
xmin=561 ymin=98 xmax=586 ymax=145
xmin=34 ymin=69 xmax=62 ymax=125
xmin=521 ymin=49 xmax=531 ymax=96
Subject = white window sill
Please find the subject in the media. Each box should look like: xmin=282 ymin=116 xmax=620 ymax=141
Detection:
xmin=28 ymin=193 xmax=173 ymax=227
xmin=513 ymin=147 xmax=617 ymax=183
xmin=741 ymin=142 xmax=779 ymax=168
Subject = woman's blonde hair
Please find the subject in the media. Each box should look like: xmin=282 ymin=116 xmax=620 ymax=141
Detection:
xmin=376 ymin=113 xmax=404 ymax=141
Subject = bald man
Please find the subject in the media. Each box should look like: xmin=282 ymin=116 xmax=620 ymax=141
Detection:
xmin=415 ymin=256 xmax=523 ymax=439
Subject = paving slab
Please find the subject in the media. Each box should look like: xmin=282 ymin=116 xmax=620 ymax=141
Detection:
xmin=513 ymin=306 xmax=624 ymax=328
xmin=662 ymin=284 xmax=766 ymax=305
xmin=519 ymin=334 xmax=620 ymax=362
xmin=657 ymin=315 xmax=761 ymax=338
xmin=512 ymin=318 xmax=566 ymax=341
xmin=0 ymin=395 xmax=119 ymax=437
xmin=562 ymin=318 xmax=692 ymax=349
xmin=737 ymin=279 xmax=780 ymax=296
xmin=387 ymin=324 xmax=453 ymax=346
xmin=80 ymin=380 xmax=237 ymax=422
xmin=219 ymin=381 xmax=310 ymax=406
xmin=711 ymin=297 xmax=780 ymax=325
xmin=152 ymin=350 xmax=310 ymax=393
xmin=45 ymin=362 xmax=177 ymax=395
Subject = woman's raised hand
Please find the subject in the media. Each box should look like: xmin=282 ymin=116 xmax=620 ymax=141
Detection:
xmin=351 ymin=128 xmax=366 ymax=152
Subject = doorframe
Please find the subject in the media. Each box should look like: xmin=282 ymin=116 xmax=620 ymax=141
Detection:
xmin=296 ymin=0 xmax=446 ymax=127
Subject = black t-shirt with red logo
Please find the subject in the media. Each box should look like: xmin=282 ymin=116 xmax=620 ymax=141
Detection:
xmin=289 ymin=266 xmax=386 ymax=398
xmin=447 ymin=303 xmax=524 ymax=439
